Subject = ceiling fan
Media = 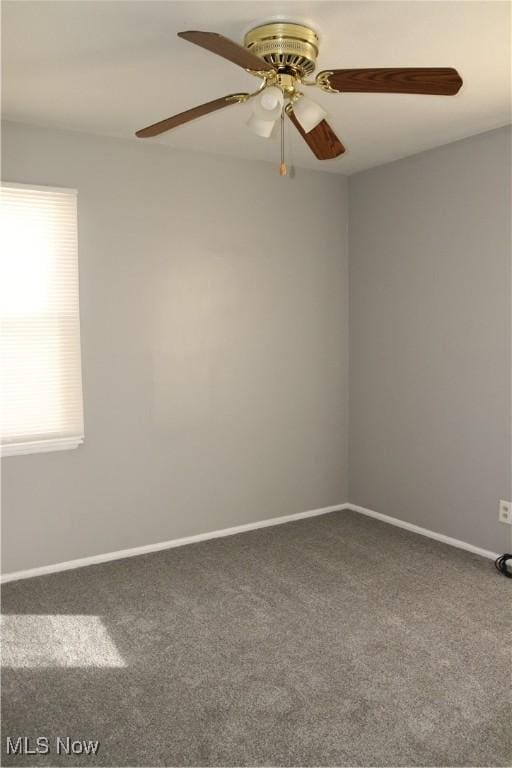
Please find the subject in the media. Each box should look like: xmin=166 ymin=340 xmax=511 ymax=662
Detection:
xmin=135 ymin=22 xmax=463 ymax=173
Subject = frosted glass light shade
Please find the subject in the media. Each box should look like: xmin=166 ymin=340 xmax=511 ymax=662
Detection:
xmin=293 ymin=95 xmax=327 ymax=133
xmin=246 ymin=114 xmax=276 ymax=138
xmin=252 ymin=86 xmax=284 ymax=121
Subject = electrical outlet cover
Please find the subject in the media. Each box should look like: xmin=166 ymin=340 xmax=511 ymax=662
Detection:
xmin=498 ymin=500 xmax=512 ymax=525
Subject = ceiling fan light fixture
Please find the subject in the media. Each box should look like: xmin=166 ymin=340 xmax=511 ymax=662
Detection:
xmin=252 ymin=86 xmax=284 ymax=121
xmin=293 ymin=95 xmax=327 ymax=134
xmin=136 ymin=25 xmax=463 ymax=166
xmin=246 ymin=113 xmax=276 ymax=138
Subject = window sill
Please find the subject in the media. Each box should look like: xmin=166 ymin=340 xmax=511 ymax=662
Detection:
xmin=1 ymin=437 xmax=84 ymax=457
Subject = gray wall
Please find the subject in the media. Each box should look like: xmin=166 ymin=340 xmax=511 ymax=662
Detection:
xmin=2 ymin=121 xmax=510 ymax=573
xmin=349 ymin=126 xmax=511 ymax=554
xmin=1 ymin=121 xmax=349 ymax=574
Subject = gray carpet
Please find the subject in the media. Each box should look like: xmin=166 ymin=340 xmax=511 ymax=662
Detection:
xmin=1 ymin=510 xmax=510 ymax=767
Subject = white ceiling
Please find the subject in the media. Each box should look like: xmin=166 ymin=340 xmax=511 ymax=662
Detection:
xmin=3 ymin=1 xmax=511 ymax=174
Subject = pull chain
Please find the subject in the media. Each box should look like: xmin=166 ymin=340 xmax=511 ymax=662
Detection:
xmin=279 ymin=107 xmax=287 ymax=176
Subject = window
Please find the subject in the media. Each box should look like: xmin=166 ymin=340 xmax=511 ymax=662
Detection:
xmin=1 ymin=183 xmax=84 ymax=456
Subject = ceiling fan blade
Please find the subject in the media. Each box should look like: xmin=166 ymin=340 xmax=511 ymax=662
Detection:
xmin=178 ymin=30 xmax=274 ymax=73
xmin=135 ymin=94 xmax=246 ymax=138
xmin=286 ymin=106 xmax=345 ymax=160
xmin=317 ymin=68 xmax=463 ymax=95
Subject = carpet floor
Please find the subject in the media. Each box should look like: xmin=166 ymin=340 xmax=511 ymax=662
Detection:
xmin=1 ymin=510 xmax=510 ymax=767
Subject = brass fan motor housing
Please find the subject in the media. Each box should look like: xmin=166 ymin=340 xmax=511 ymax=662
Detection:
xmin=244 ymin=23 xmax=319 ymax=78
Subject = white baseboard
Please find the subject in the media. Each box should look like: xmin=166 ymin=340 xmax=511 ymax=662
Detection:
xmin=0 ymin=503 xmax=349 ymax=583
xmin=345 ymin=503 xmax=499 ymax=561
xmin=1 ymin=500 xmax=498 ymax=584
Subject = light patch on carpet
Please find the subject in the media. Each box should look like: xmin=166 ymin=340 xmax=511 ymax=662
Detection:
xmin=1 ymin=615 xmax=126 ymax=668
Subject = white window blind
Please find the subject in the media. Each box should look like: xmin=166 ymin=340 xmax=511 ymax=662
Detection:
xmin=1 ymin=183 xmax=84 ymax=456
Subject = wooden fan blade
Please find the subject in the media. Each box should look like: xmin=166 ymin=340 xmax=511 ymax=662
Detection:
xmin=318 ymin=68 xmax=463 ymax=95
xmin=286 ymin=106 xmax=345 ymax=160
xmin=178 ymin=30 xmax=274 ymax=72
xmin=135 ymin=94 xmax=246 ymax=138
